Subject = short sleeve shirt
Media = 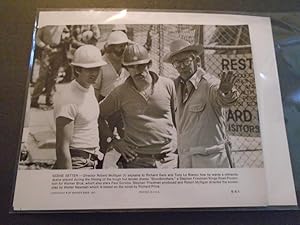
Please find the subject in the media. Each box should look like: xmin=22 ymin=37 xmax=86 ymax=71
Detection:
xmin=54 ymin=80 xmax=99 ymax=149
xmin=100 ymin=72 xmax=177 ymax=154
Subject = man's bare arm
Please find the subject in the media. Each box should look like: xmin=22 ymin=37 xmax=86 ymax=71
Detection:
xmin=53 ymin=117 xmax=74 ymax=169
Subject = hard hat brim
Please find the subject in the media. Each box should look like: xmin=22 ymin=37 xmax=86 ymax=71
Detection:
xmin=107 ymin=40 xmax=128 ymax=46
xmin=163 ymin=45 xmax=203 ymax=63
xmin=122 ymin=58 xmax=151 ymax=66
xmin=71 ymin=61 xmax=107 ymax=68
xmin=106 ymin=31 xmax=129 ymax=46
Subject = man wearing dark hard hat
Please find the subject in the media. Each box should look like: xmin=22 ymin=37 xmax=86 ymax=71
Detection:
xmin=164 ymin=39 xmax=239 ymax=168
xmin=53 ymin=45 xmax=106 ymax=169
xmin=100 ymin=43 xmax=177 ymax=168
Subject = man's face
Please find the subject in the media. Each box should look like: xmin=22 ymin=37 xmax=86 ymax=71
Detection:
xmin=171 ymin=51 xmax=197 ymax=80
xmin=126 ymin=63 xmax=151 ymax=85
xmin=77 ymin=67 xmax=101 ymax=86
xmin=110 ymin=43 xmax=128 ymax=57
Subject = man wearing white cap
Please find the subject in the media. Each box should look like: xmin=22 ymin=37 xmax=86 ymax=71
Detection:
xmin=94 ymin=31 xmax=129 ymax=101
xmin=164 ymin=39 xmax=239 ymax=168
xmin=53 ymin=45 xmax=106 ymax=169
xmin=93 ymin=31 xmax=130 ymax=160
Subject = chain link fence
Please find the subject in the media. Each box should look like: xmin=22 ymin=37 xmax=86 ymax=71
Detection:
xmin=102 ymin=24 xmax=263 ymax=168
xmin=203 ymin=25 xmax=262 ymax=168
xmin=25 ymin=24 xmax=263 ymax=169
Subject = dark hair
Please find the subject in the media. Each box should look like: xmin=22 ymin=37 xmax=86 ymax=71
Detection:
xmin=73 ymin=66 xmax=82 ymax=78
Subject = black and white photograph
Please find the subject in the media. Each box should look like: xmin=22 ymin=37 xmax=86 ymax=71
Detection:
xmin=19 ymin=23 xmax=262 ymax=170
xmin=12 ymin=10 xmax=296 ymax=211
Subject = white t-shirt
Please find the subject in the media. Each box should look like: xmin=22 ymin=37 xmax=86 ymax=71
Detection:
xmin=54 ymin=80 xmax=99 ymax=150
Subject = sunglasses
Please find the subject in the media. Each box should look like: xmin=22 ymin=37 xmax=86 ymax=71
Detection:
xmin=172 ymin=57 xmax=194 ymax=69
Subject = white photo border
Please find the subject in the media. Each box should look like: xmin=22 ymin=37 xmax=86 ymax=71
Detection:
xmin=12 ymin=9 xmax=297 ymax=211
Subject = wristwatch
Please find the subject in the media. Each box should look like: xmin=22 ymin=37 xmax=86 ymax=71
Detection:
xmin=219 ymin=89 xmax=232 ymax=97
xmin=106 ymin=137 xmax=113 ymax=144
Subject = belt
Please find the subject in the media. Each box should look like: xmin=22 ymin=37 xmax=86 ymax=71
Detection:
xmin=124 ymin=138 xmax=173 ymax=153
xmin=135 ymin=152 xmax=166 ymax=160
xmin=47 ymin=45 xmax=64 ymax=53
xmin=49 ymin=43 xmax=63 ymax=48
xmin=70 ymin=149 xmax=98 ymax=161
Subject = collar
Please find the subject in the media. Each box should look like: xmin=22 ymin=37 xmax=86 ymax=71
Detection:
xmin=179 ymin=68 xmax=205 ymax=89
xmin=103 ymin=54 xmax=109 ymax=63
xmin=103 ymin=54 xmax=114 ymax=67
xmin=105 ymin=53 xmax=122 ymax=66
xmin=73 ymin=80 xmax=90 ymax=92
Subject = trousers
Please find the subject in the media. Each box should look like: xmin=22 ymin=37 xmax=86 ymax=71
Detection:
xmin=31 ymin=48 xmax=65 ymax=104
xmin=70 ymin=148 xmax=101 ymax=169
xmin=119 ymin=152 xmax=178 ymax=169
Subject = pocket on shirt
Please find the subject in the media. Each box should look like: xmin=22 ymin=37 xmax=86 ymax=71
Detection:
xmin=189 ymin=144 xmax=225 ymax=156
xmin=189 ymin=102 xmax=206 ymax=112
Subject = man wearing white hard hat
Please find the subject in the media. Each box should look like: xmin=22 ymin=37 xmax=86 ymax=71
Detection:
xmin=164 ymin=39 xmax=239 ymax=168
xmin=94 ymin=31 xmax=129 ymax=101
xmin=100 ymin=43 xmax=177 ymax=169
xmin=94 ymin=31 xmax=130 ymax=160
xmin=53 ymin=45 xmax=106 ymax=169
xmin=111 ymin=24 xmax=136 ymax=45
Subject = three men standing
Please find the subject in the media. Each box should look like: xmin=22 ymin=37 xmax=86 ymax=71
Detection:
xmin=52 ymin=32 xmax=238 ymax=169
